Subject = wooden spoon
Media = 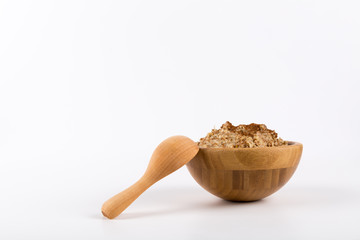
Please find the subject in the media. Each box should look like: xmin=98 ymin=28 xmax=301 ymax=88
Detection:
xmin=101 ymin=135 xmax=199 ymax=219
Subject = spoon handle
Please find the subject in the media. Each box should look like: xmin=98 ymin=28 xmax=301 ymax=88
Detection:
xmin=101 ymin=176 xmax=152 ymax=219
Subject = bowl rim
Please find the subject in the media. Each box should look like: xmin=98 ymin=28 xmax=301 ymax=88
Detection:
xmin=189 ymin=141 xmax=303 ymax=170
xmin=198 ymin=141 xmax=302 ymax=151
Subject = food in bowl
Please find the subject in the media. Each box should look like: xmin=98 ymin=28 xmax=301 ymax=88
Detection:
xmin=187 ymin=122 xmax=302 ymax=201
xmin=199 ymin=121 xmax=287 ymax=148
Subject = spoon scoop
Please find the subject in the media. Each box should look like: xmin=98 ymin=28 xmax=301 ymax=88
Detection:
xmin=101 ymin=135 xmax=199 ymax=219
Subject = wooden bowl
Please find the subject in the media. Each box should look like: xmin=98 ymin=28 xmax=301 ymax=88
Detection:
xmin=186 ymin=142 xmax=303 ymax=201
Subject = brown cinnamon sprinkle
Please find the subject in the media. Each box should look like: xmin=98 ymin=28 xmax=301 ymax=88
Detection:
xmin=199 ymin=121 xmax=288 ymax=148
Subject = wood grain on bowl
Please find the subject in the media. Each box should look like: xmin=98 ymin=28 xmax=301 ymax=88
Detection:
xmin=186 ymin=142 xmax=302 ymax=201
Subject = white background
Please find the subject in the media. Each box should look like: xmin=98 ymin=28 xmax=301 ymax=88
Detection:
xmin=1 ymin=0 xmax=360 ymax=239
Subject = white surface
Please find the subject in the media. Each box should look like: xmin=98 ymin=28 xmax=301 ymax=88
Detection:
xmin=1 ymin=0 xmax=360 ymax=239
xmin=2 ymin=184 xmax=360 ymax=240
